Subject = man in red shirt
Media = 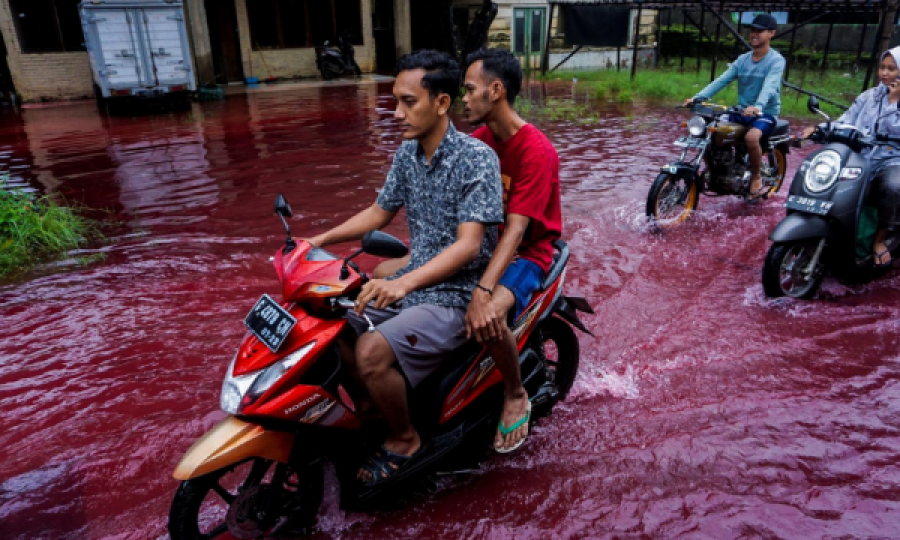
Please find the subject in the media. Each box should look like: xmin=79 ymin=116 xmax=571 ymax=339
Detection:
xmin=462 ymin=48 xmax=562 ymax=452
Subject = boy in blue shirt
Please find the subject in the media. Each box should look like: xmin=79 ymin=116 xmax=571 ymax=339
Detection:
xmin=683 ymin=13 xmax=785 ymax=202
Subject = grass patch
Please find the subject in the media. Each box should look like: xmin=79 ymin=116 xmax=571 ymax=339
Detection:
xmin=540 ymin=61 xmax=865 ymax=118
xmin=0 ymin=176 xmax=101 ymax=277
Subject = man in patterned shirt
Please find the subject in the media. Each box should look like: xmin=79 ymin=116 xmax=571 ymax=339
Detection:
xmin=308 ymin=50 xmax=503 ymax=485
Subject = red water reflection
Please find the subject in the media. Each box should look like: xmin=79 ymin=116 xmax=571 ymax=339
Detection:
xmin=2 ymin=82 xmax=900 ymax=539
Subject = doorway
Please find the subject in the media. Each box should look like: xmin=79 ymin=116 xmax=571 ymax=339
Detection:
xmin=373 ymin=0 xmax=395 ymax=73
xmin=512 ymin=7 xmax=546 ymax=71
xmin=205 ymin=0 xmax=244 ymax=83
xmin=0 ymin=34 xmax=16 ymax=103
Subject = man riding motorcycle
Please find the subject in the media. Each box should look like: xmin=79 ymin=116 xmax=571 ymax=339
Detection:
xmin=682 ymin=13 xmax=785 ymax=203
xmin=802 ymin=46 xmax=900 ymax=267
xmin=307 ymin=50 xmax=503 ymax=486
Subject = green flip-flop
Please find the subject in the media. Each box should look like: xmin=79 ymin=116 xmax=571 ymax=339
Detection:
xmin=495 ymin=401 xmax=532 ymax=454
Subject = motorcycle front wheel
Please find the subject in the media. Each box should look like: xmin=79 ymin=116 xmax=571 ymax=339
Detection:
xmin=646 ymin=172 xmax=699 ymax=226
xmin=168 ymin=459 xmax=323 ymax=539
xmin=762 ymin=241 xmax=824 ymax=299
xmin=537 ymin=317 xmax=580 ymax=400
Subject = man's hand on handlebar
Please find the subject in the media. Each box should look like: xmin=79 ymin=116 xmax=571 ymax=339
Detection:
xmin=743 ymin=106 xmax=761 ymax=117
xmin=682 ymin=97 xmax=697 ymax=108
xmin=354 ymin=278 xmax=408 ymax=313
xmin=801 ymin=126 xmax=817 ymax=139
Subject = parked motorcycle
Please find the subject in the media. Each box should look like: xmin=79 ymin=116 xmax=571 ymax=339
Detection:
xmin=167 ymin=194 xmax=593 ymax=538
xmin=646 ymin=100 xmax=793 ymax=226
xmin=316 ymin=31 xmax=361 ymax=80
xmin=762 ymin=97 xmax=900 ymax=299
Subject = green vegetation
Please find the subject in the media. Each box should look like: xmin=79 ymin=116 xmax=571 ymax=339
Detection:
xmin=538 ymin=61 xmax=865 ymax=118
xmin=0 ymin=176 xmax=100 ymax=277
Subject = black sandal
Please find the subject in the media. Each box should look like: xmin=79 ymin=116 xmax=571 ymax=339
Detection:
xmin=358 ymin=445 xmax=414 ymax=487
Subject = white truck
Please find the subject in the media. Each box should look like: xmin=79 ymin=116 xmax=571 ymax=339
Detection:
xmin=79 ymin=0 xmax=196 ymax=109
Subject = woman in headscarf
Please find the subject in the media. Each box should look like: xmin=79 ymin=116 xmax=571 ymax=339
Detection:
xmin=804 ymin=46 xmax=900 ymax=266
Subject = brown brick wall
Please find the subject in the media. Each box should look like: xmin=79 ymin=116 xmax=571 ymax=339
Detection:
xmin=0 ymin=0 xmax=94 ymax=102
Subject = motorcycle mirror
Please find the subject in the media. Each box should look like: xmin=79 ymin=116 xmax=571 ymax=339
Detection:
xmin=361 ymin=230 xmax=409 ymax=259
xmin=274 ymin=194 xmax=293 ymax=218
xmin=807 ymin=96 xmax=820 ymax=114
xmin=273 ymin=194 xmax=296 ymax=254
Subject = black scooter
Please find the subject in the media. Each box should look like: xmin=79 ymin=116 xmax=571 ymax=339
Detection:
xmin=762 ymin=96 xmax=900 ymax=298
xmin=316 ymin=31 xmax=361 ymax=80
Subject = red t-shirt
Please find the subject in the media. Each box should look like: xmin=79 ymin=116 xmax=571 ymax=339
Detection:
xmin=473 ymin=124 xmax=561 ymax=274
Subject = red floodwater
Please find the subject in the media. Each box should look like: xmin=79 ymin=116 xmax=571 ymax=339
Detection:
xmin=2 ymin=81 xmax=900 ymax=539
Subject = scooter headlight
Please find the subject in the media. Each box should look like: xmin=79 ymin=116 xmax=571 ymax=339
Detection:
xmin=804 ymin=150 xmax=842 ymax=193
xmin=687 ymin=115 xmax=707 ymax=137
xmin=220 ymin=353 xmax=261 ymax=414
xmin=245 ymin=342 xmax=317 ymax=404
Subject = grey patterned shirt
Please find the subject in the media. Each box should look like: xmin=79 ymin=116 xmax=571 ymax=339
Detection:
xmin=377 ymin=121 xmax=503 ymax=309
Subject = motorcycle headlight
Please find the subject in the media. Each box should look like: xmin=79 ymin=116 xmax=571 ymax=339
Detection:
xmin=245 ymin=342 xmax=317 ymax=404
xmin=804 ymin=150 xmax=842 ymax=193
xmin=687 ymin=115 xmax=707 ymax=137
xmin=220 ymin=353 xmax=261 ymax=414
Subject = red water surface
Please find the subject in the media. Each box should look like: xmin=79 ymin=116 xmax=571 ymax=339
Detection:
xmin=2 ymin=81 xmax=900 ymax=539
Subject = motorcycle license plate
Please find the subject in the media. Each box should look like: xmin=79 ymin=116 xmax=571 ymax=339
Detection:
xmin=785 ymin=195 xmax=834 ymax=216
xmin=674 ymin=136 xmax=708 ymax=149
xmin=244 ymin=294 xmax=297 ymax=352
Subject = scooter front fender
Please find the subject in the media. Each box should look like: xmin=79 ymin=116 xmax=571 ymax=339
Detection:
xmin=769 ymin=213 xmax=836 ymax=243
xmin=173 ymin=416 xmax=295 ymax=480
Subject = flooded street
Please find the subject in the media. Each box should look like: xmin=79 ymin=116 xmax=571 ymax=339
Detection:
xmin=3 ymin=81 xmax=900 ymax=539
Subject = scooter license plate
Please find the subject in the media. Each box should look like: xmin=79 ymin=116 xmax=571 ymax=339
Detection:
xmin=674 ymin=136 xmax=708 ymax=149
xmin=785 ymin=195 xmax=834 ymax=215
xmin=244 ymin=294 xmax=297 ymax=353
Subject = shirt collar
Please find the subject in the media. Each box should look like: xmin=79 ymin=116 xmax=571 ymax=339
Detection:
xmin=416 ymin=121 xmax=459 ymax=170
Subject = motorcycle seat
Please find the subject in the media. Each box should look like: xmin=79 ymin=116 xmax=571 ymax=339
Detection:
xmin=772 ymin=119 xmax=790 ymax=136
xmin=539 ymin=239 xmax=569 ymax=291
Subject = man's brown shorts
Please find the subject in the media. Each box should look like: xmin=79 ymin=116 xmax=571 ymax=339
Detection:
xmin=346 ymin=304 xmax=468 ymax=387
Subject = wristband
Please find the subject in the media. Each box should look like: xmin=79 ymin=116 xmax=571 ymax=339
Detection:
xmin=475 ymin=284 xmax=493 ymax=296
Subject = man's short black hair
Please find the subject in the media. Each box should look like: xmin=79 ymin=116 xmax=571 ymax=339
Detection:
xmin=395 ymin=50 xmax=461 ymax=103
xmin=466 ymin=48 xmax=522 ymax=105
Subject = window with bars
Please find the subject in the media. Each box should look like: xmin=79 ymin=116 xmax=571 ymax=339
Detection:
xmin=10 ymin=0 xmax=85 ymax=53
xmin=248 ymin=0 xmax=363 ymax=50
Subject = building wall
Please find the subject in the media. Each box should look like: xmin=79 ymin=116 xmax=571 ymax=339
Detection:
xmin=233 ymin=0 xmax=377 ymax=80
xmin=456 ymin=1 xmax=658 ymax=70
xmin=0 ymin=0 xmax=94 ymax=102
xmin=0 ymin=0 xmax=398 ymax=102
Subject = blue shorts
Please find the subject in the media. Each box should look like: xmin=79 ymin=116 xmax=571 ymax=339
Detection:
xmin=727 ymin=112 xmax=777 ymax=137
xmin=498 ymin=258 xmax=545 ymax=322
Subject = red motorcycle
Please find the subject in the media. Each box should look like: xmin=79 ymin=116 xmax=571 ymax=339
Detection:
xmin=168 ymin=195 xmax=593 ymax=539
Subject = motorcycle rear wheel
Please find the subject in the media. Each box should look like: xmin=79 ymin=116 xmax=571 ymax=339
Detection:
xmin=646 ymin=172 xmax=699 ymax=226
xmin=321 ymin=62 xmax=342 ymax=80
xmin=762 ymin=241 xmax=824 ymax=299
xmin=537 ymin=317 xmax=580 ymax=400
xmin=168 ymin=459 xmax=323 ymax=539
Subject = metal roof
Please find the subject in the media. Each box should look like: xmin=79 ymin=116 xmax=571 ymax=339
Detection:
xmin=548 ymin=0 xmax=886 ymax=11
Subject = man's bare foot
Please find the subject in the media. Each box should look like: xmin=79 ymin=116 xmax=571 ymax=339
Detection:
xmin=495 ymin=391 xmax=530 ymax=452
xmin=357 ymin=432 xmax=421 ymax=484
xmin=874 ymin=241 xmax=892 ymax=267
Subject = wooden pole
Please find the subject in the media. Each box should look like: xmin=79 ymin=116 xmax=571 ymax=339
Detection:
xmin=786 ymin=8 xmax=798 ymax=80
xmin=823 ymin=20 xmax=835 ymax=73
xmin=710 ymin=0 xmax=723 ymax=82
xmin=697 ymin=5 xmax=705 ymax=73
xmin=631 ymin=6 xmax=642 ymax=80
xmin=680 ymin=9 xmax=687 ymax=71
xmin=856 ymin=12 xmax=871 ymax=72
xmin=541 ymin=3 xmax=555 ymax=74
